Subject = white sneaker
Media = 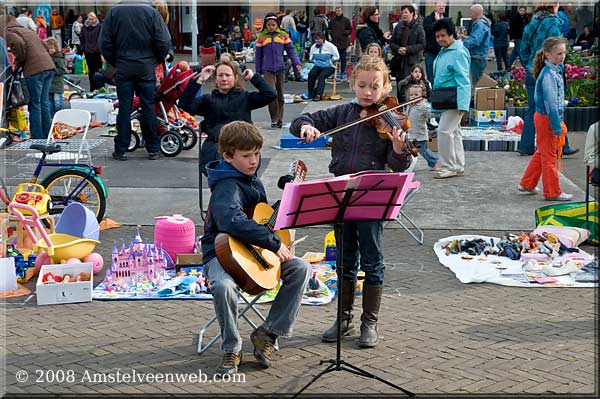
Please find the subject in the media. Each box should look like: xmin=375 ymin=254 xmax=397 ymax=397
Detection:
xmin=545 ymin=193 xmax=573 ymax=201
xmin=433 ymin=170 xmax=458 ymax=179
xmin=518 ymin=185 xmax=539 ymax=195
xmin=429 ymin=117 xmax=439 ymax=127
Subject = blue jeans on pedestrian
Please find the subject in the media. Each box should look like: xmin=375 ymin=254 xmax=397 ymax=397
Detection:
xmin=114 ymin=76 xmax=159 ymax=155
xmin=424 ymin=52 xmax=437 ymax=85
xmin=48 ymin=92 xmax=64 ymax=118
xmin=519 ymin=70 xmax=537 ymax=155
xmin=205 ymin=256 xmax=311 ymax=353
xmin=25 ymin=69 xmax=53 ymax=139
xmin=298 ymin=32 xmax=307 ymax=60
xmin=416 ymin=140 xmax=439 ymax=168
xmin=470 ymin=57 xmax=487 ymax=90
xmin=308 ymin=65 xmax=335 ymax=97
xmin=334 ymin=221 xmax=385 ymax=286
xmin=507 ymin=39 xmax=521 ymax=68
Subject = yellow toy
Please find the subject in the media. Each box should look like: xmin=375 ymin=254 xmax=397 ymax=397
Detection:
xmin=12 ymin=183 xmax=52 ymax=216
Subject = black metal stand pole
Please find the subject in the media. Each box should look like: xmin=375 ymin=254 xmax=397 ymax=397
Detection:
xmin=292 ymin=220 xmax=414 ymax=398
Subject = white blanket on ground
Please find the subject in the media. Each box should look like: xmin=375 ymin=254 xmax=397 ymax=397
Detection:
xmin=434 ymin=235 xmax=597 ymax=287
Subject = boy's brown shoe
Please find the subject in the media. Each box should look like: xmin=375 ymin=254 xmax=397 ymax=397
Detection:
xmin=215 ymin=352 xmax=242 ymax=375
xmin=250 ymin=326 xmax=277 ymax=369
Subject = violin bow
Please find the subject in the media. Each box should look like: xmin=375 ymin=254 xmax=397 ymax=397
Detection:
xmin=298 ymin=96 xmax=424 ymax=145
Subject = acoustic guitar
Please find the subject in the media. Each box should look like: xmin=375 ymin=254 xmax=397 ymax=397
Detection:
xmin=215 ymin=160 xmax=308 ymax=295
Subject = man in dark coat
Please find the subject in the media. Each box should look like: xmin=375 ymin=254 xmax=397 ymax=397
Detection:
xmin=99 ymin=0 xmax=171 ymax=161
xmin=390 ymin=4 xmax=425 ymax=92
xmin=328 ymin=7 xmax=352 ymax=79
xmin=507 ymin=6 xmax=528 ymax=68
xmin=422 ymin=0 xmax=447 ymax=85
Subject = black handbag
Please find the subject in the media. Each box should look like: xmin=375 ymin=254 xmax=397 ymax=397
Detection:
xmin=7 ymin=75 xmax=28 ymax=109
xmin=430 ymin=87 xmax=458 ymax=110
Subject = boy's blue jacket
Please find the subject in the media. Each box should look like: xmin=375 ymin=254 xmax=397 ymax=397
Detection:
xmin=201 ymin=160 xmax=281 ymax=263
xmin=431 ymin=39 xmax=471 ymax=112
xmin=535 ymin=61 xmax=565 ymax=136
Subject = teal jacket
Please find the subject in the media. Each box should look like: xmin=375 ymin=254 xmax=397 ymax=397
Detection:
xmin=520 ymin=11 xmax=562 ymax=71
xmin=431 ymin=39 xmax=471 ymax=112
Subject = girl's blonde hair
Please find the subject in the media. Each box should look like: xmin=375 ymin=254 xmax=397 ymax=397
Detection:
xmin=532 ymin=36 xmax=567 ymax=78
xmin=365 ymin=43 xmax=383 ymax=57
xmin=87 ymin=12 xmax=97 ymax=20
xmin=153 ymin=0 xmax=169 ymax=24
xmin=350 ymin=55 xmax=392 ymax=100
xmin=214 ymin=59 xmax=241 ymax=88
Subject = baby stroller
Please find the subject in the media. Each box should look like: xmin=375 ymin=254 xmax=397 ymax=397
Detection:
xmin=120 ymin=62 xmax=200 ymax=157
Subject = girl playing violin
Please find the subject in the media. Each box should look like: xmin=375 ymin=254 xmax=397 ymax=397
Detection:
xmin=290 ymin=55 xmax=413 ymax=349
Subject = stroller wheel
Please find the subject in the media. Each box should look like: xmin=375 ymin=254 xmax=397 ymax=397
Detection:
xmin=127 ymin=130 xmax=141 ymax=152
xmin=179 ymin=126 xmax=198 ymax=150
xmin=160 ymin=130 xmax=183 ymax=157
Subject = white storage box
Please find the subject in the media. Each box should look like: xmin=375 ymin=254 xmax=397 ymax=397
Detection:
xmin=36 ymin=263 xmax=93 ymax=305
xmin=470 ymin=109 xmax=507 ymax=127
xmin=69 ymin=99 xmax=114 ymax=123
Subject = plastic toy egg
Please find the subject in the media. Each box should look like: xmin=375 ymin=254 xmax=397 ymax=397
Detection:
xmin=66 ymin=258 xmax=82 ymax=264
xmin=34 ymin=251 xmax=52 ymax=272
xmin=84 ymin=253 xmax=104 ymax=274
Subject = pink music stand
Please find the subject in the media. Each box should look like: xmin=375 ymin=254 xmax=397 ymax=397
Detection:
xmin=278 ymin=171 xmax=417 ymax=398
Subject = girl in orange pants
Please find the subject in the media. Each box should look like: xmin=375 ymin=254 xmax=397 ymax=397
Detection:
xmin=518 ymin=37 xmax=572 ymax=202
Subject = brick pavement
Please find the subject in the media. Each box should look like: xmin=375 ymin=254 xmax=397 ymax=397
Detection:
xmin=1 ymin=226 xmax=596 ymax=397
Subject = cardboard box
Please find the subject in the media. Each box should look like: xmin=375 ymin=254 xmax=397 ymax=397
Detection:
xmin=475 ymin=88 xmax=506 ymax=110
xmin=429 ymin=137 xmax=437 ymax=152
xmin=69 ymin=99 xmax=114 ymax=123
xmin=176 ymin=253 xmax=203 ymax=265
xmin=36 ymin=263 xmax=93 ymax=305
xmin=476 ymin=73 xmax=497 ymax=88
xmin=176 ymin=254 xmax=203 ymax=271
xmin=470 ymin=109 xmax=507 ymax=127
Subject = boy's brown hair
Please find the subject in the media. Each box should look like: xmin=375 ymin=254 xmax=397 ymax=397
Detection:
xmin=219 ymin=121 xmax=263 ymax=157
xmin=44 ymin=37 xmax=59 ymax=52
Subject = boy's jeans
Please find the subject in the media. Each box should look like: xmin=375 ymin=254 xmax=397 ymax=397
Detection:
xmin=205 ymin=256 xmax=311 ymax=353
xmin=416 ymin=140 xmax=439 ymax=168
xmin=48 ymin=92 xmax=64 ymax=118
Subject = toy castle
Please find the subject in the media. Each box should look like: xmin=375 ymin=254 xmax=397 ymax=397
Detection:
xmin=108 ymin=227 xmax=169 ymax=282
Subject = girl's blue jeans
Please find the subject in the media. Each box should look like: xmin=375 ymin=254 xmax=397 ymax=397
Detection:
xmin=416 ymin=140 xmax=439 ymax=168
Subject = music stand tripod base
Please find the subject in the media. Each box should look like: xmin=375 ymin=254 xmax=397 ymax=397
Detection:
xmin=273 ymin=172 xmax=419 ymax=398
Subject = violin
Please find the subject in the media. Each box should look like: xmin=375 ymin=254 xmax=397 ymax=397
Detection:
xmin=360 ymin=96 xmax=419 ymax=157
xmin=299 ymin=97 xmax=423 ymax=158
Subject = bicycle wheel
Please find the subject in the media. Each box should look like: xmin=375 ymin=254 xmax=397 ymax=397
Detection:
xmin=179 ymin=126 xmax=198 ymax=150
xmin=42 ymin=169 xmax=107 ymax=222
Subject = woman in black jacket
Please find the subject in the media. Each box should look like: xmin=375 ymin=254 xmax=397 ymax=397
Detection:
xmin=179 ymin=59 xmax=277 ymax=174
xmin=80 ymin=12 xmax=102 ymax=90
xmin=357 ymin=6 xmax=391 ymax=51
xmin=389 ymin=5 xmax=425 ymax=88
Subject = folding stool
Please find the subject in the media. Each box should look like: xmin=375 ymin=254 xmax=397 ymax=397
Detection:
xmin=197 ymin=289 xmax=278 ymax=354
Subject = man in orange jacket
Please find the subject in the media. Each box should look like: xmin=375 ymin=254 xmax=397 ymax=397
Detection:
xmin=50 ymin=9 xmax=64 ymax=50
